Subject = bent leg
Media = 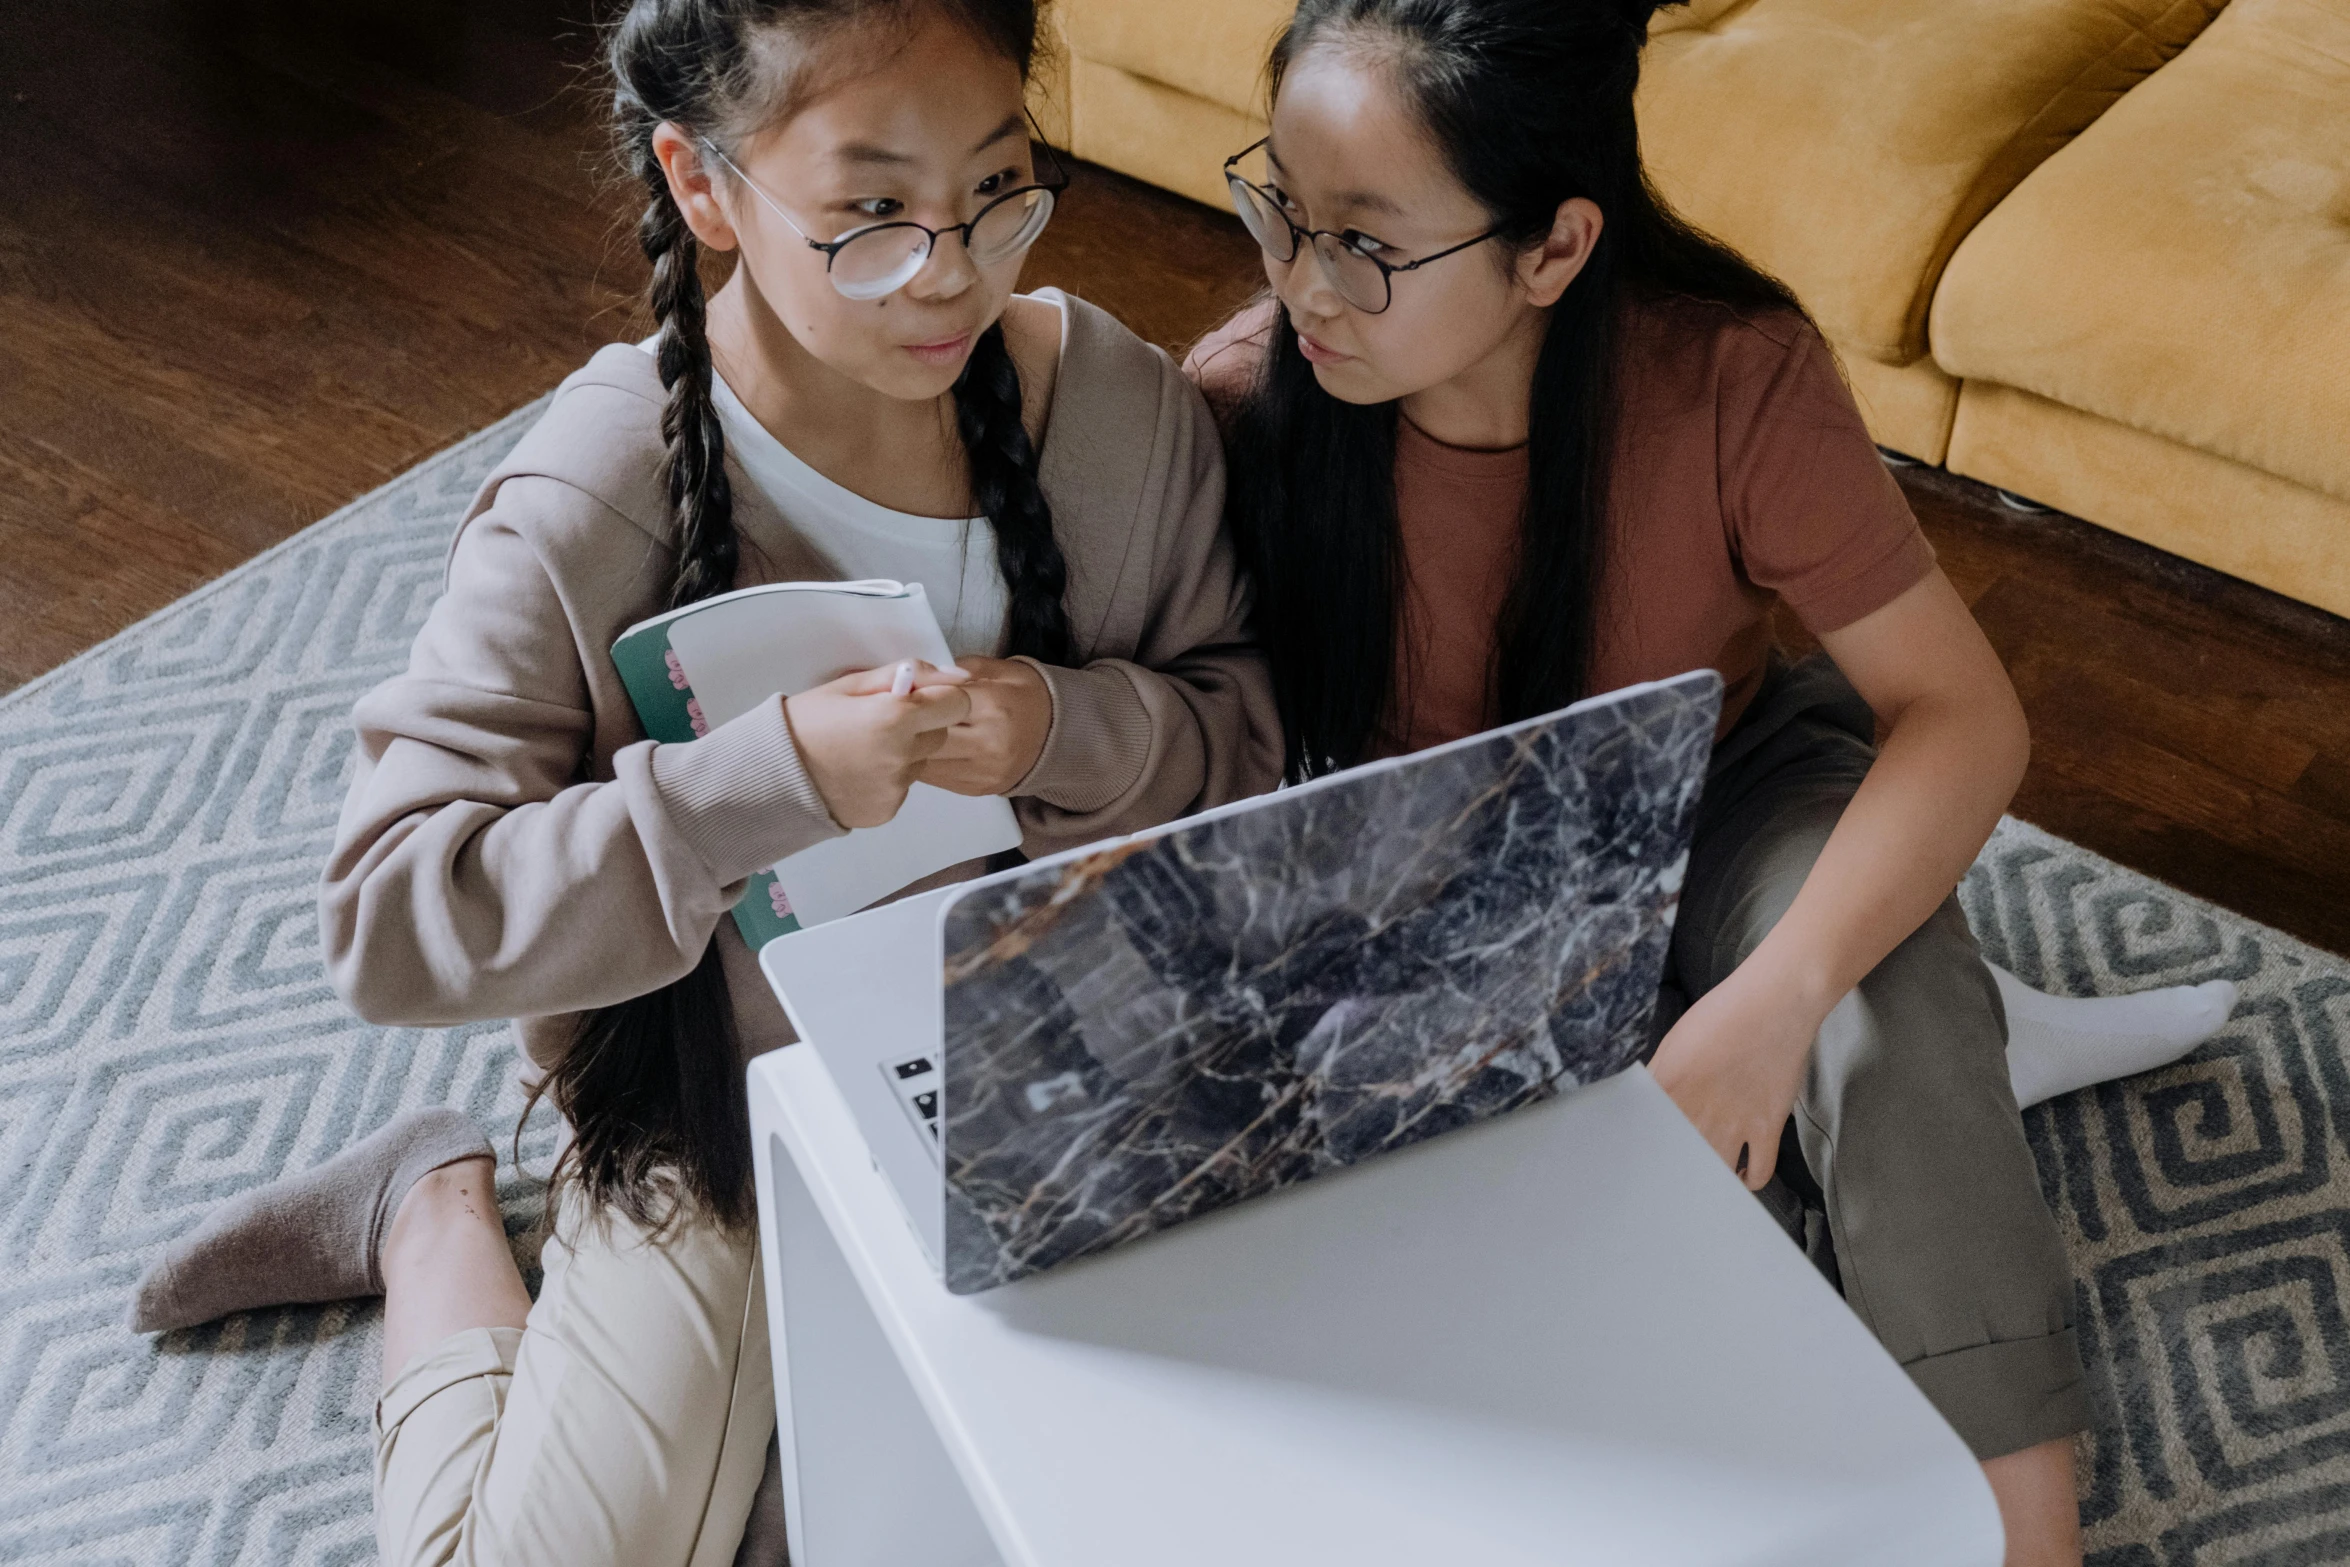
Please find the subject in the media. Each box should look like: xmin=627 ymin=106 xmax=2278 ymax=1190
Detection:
xmin=374 ymin=1192 xmax=774 ymax=1567
xmin=1797 ymin=894 xmax=2088 ymax=1459
xmin=1669 ymin=672 xmax=2088 ymax=1462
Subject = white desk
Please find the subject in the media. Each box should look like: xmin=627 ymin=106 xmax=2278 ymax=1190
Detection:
xmin=749 ymin=1045 xmax=2003 ymax=1567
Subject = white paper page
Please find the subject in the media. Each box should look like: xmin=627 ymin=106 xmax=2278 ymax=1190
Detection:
xmin=667 ymin=585 xmax=1020 ymax=925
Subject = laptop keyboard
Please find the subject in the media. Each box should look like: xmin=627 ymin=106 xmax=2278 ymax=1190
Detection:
xmin=883 ymin=1054 xmax=942 ymax=1165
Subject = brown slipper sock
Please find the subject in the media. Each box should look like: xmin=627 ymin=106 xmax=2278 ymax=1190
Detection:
xmin=127 ymin=1107 xmax=493 ymax=1333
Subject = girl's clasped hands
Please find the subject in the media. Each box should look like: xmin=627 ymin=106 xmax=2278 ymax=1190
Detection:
xmin=784 ymin=654 xmax=1052 ymax=828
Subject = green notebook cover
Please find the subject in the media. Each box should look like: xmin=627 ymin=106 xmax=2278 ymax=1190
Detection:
xmin=611 ymin=613 xmax=802 ymax=947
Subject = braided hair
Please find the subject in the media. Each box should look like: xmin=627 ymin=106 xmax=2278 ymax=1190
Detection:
xmin=532 ymin=0 xmax=1068 ymax=1238
xmin=959 ymin=322 xmax=1072 ymax=663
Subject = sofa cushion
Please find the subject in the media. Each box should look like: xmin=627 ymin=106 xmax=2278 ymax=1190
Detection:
xmin=1060 ymin=0 xmax=1292 ymax=120
xmin=1932 ymin=0 xmax=2350 ymax=508
xmin=1068 ymin=58 xmax=1268 ymax=210
xmin=1946 ymin=382 xmax=2350 ymax=620
xmin=1637 ymin=0 xmax=2226 ymax=367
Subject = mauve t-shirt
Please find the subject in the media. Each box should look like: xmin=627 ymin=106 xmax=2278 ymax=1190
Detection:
xmin=1188 ymin=293 xmax=1936 ymax=752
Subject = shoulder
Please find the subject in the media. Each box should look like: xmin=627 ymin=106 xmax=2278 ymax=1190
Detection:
xmin=1035 ymin=287 xmax=1221 ymax=471
xmin=1616 ymin=292 xmax=1862 ymax=457
xmin=1181 ymin=298 xmax=1277 ymax=431
xmin=1040 ymin=287 xmax=1185 ymax=395
xmin=471 ymin=344 xmax=675 ymax=548
xmin=1000 ymin=292 xmax=1064 ymax=445
xmin=450 ymin=345 xmax=677 ymax=624
xmin=1621 ymin=293 xmax=1838 ymax=400
xmin=1028 ymin=291 xmax=1230 ymax=626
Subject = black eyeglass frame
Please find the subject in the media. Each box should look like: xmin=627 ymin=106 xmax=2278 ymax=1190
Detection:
xmin=702 ymin=127 xmax=1072 ymax=283
xmin=1222 ymin=138 xmax=1506 ymax=314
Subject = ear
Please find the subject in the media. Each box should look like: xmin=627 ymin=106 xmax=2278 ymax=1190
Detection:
xmin=1516 ymin=197 xmax=1605 ymax=308
xmin=652 ymin=122 xmax=742 ymax=253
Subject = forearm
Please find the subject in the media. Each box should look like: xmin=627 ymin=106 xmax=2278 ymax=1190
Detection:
xmin=1011 ymin=647 xmax=1283 ymax=848
xmin=325 ymin=698 xmax=842 ymax=1025
xmin=1743 ymin=684 xmax=2027 ymax=1020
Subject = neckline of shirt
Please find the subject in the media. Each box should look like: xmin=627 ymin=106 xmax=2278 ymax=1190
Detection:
xmin=710 ymin=371 xmax=985 ymax=542
xmin=631 ymin=290 xmax=1072 ymax=542
xmin=1395 ymin=415 xmax=1531 ymax=482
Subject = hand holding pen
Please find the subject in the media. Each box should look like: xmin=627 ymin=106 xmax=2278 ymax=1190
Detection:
xmin=784 ymin=659 xmax=973 ymax=829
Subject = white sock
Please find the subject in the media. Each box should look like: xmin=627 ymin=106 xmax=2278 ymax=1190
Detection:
xmin=1994 ymin=963 xmax=2237 ymax=1109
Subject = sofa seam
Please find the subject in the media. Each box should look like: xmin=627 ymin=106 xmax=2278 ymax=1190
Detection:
xmin=1905 ymin=0 xmax=2224 ymax=369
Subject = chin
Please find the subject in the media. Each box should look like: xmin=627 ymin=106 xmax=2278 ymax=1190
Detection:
xmin=872 ymin=356 xmax=971 ymax=404
xmin=1308 ymin=359 xmax=1399 ymax=406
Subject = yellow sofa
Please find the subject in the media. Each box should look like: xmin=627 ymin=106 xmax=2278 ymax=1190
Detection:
xmin=1930 ymin=0 xmax=2350 ymax=620
xmin=1037 ymin=0 xmax=2350 ymax=621
xmin=1034 ymin=0 xmax=1282 ymax=207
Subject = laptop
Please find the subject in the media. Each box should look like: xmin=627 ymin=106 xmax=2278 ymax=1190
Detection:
xmin=761 ymin=669 xmax=1722 ymax=1295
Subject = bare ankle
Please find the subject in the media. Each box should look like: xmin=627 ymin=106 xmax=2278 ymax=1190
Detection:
xmin=379 ymin=1154 xmax=532 ymax=1379
xmin=1982 ymin=1438 xmax=2082 ymax=1567
xmin=383 ymin=1156 xmax=503 ymax=1271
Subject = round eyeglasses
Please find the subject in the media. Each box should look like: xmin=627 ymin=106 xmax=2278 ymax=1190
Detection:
xmin=1223 ymin=139 xmax=1504 ymax=315
xmin=702 ymin=138 xmax=1065 ymax=302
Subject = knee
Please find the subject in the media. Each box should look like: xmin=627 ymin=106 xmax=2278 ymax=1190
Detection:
xmin=1813 ymin=902 xmax=2010 ymax=1117
xmin=1673 ymin=801 xmax=1842 ymax=991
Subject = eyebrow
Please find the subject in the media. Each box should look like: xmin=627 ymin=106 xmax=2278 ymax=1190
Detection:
xmin=1263 ymin=146 xmax=1404 ymax=219
xmin=834 ymin=115 xmax=1029 ymax=168
xmin=969 ymin=113 xmax=1027 ymax=156
xmin=836 ymin=142 xmax=915 ymax=166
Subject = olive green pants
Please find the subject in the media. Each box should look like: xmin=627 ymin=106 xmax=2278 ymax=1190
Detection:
xmin=1654 ymin=655 xmax=2090 ymax=1461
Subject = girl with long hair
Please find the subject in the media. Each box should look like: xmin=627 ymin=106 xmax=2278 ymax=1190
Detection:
xmin=1189 ymin=2 xmax=2151 ymax=1560
xmin=126 ymin=1 xmax=1276 ymax=1560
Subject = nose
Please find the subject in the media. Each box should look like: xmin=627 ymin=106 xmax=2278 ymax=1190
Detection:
xmin=1272 ymin=241 xmax=1346 ymax=325
xmin=905 ymin=224 xmax=981 ymax=302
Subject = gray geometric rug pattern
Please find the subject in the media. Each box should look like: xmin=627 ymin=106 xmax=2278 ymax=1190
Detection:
xmin=1969 ymin=824 xmax=2350 ymax=1565
xmin=1 ymin=399 xmax=2346 ymax=1565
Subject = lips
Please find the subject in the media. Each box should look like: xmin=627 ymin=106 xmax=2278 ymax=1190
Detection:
xmin=1296 ymin=329 xmax=1351 ymax=365
xmin=905 ymin=332 xmax=973 ymax=366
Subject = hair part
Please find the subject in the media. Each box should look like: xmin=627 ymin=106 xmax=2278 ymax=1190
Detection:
xmin=1227 ymin=0 xmax=1803 ymax=777
xmin=532 ymin=0 xmax=1064 ymax=1239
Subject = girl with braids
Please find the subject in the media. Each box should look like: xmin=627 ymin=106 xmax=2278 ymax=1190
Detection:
xmin=1182 ymin=1 xmax=2207 ymax=1560
xmin=125 ymin=1 xmax=1278 ymax=1562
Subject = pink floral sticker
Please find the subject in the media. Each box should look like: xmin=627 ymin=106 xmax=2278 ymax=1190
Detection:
xmin=686 ymin=698 xmax=709 ymax=738
xmin=769 ymin=880 xmax=793 ymax=918
xmin=664 ymin=649 xmax=690 ymax=691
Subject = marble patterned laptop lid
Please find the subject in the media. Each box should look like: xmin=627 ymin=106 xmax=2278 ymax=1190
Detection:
xmin=935 ymin=670 xmax=1723 ymax=1295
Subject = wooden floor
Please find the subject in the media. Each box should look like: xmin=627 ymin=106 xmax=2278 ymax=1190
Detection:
xmin=6 ymin=0 xmax=2347 ymax=954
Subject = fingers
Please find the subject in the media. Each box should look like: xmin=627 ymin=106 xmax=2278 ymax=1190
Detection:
xmin=902 ymin=683 xmax=974 ymax=731
xmin=833 ymin=663 xmax=905 ymax=697
xmin=814 ymin=665 xmax=973 ymax=730
xmin=833 ymin=659 xmax=973 ymax=697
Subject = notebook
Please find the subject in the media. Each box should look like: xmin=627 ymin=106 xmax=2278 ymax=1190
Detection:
xmin=612 ymin=580 xmax=1022 ymax=943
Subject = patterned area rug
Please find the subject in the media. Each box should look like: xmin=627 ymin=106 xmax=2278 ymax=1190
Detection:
xmin=1 ymin=402 xmax=2346 ymax=1567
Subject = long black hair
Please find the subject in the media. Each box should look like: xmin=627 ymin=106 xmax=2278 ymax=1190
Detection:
xmin=530 ymin=0 xmax=1071 ymax=1238
xmin=1225 ymin=0 xmax=1802 ymax=779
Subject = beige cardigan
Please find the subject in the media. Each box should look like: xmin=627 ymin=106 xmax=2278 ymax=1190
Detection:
xmin=322 ymin=289 xmax=1282 ymax=1069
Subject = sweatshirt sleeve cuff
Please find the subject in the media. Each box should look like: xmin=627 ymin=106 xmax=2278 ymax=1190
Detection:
xmin=1009 ymin=657 xmax=1155 ymax=814
xmin=648 ymin=694 xmax=845 ymax=885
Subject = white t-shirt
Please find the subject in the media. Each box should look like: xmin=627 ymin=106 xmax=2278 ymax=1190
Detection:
xmin=632 ymin=339 xmax=1008 ymax=659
